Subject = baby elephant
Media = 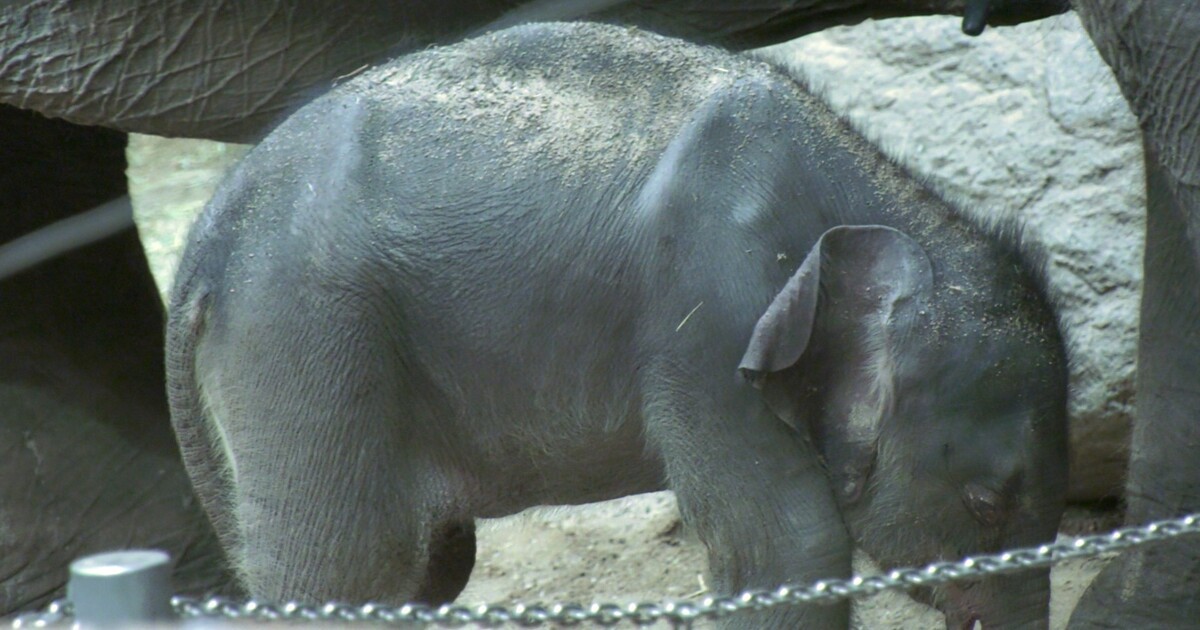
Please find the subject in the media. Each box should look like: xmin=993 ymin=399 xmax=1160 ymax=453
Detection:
xmin=168 ymin=22 xmax=1068 ymax=629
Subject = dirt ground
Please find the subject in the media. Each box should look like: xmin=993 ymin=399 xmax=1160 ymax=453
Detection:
xmin=126 ymin=135 xmax=1120 ymax=629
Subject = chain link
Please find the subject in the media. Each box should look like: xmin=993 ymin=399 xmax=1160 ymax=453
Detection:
xmin=12 ymin=513 xmax=1200 ymax=628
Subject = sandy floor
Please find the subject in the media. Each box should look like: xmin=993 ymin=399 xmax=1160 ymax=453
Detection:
xmin=125 ymin=135 xmax=1120 ymax=629
xmin=459 ymin=494 xmax=1117 ymax=629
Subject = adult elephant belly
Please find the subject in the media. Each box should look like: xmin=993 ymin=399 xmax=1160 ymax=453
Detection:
xmin=0 ymin=0 xmax=1070 ymax=143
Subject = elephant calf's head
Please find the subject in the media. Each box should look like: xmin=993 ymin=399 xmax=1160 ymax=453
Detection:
xmin=740 ymin=224 xmax=1068 ymax=629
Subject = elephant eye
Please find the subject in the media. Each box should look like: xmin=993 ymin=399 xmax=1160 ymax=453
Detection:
xmin=962 ymin=483 xmax=1005 ymax=526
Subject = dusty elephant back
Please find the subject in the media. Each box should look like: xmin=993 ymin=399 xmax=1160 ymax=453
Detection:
xmin=175 ymin=22 xmax=805 ymax=308
xmin=180 ymin=22 xmax=954 ymax=282
xmin=335 ymin=22 xmax=788 ymax=187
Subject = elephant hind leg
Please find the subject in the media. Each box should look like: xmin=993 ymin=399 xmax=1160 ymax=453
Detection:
xmin=188 ymin=289 xmax=457 ymax=605
xmin=198 ymin=371 xmax=455 ymax=604
xmin=415 ymin=520 xmax=477 ymax=605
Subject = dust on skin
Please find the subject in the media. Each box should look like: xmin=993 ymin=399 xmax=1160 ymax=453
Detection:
xmin=128 ymin=127 xmax=1108 ymax=630
xmin=122 ymin=26 xmax=1108 ymax=624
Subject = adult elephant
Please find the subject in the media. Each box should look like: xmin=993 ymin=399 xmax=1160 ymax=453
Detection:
xmin=0 ymin=0 xmax=1071 ymax=618
xmin=0 ymin=105 xmax=235 ymax=615
xmin=1066 ymin=2 xmax=1200 ymax=627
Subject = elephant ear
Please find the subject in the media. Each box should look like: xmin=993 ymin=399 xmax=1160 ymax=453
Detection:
xmin=738 ymin=224 xmax=934 ymax=382
xmin=737 ymin=234 xmax=823 ymax=386
xmin=738 ymin=225 xmax=934 ymax=502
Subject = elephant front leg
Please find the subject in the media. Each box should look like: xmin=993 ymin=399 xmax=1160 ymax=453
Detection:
xmin=645 ymin=388 xmax=852 ymax=628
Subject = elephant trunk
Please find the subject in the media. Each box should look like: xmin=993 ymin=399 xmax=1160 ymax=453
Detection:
xmin=961 ymin=0 xmax=992 ymax=35
xmin=965 ymin=0 xmax=1072 ymax=33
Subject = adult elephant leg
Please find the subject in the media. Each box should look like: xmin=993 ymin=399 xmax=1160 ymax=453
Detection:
xmin=0 ymin=105 xmax=234 ymax=614
xmin=1069 ymin=149 xmax=1200 ymax=626
xmin=1070 ymin=1 xmax=1200 ymax=625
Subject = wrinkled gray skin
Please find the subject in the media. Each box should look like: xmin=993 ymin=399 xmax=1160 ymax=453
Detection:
xmin=0 ymin=0 xmax=1070 ymax=618
xmin=169 ymin=24 xmax=1068 ymax=629
xmin=0 ymin=0 xmax=1071 ymax=620
xmin=0 ymin=0 xmax=1067 ymax=144
xmin=1066 ymin=2 xmax=1200 ymax=627
xmin=0 ymin=105 xmax=235 ymax=615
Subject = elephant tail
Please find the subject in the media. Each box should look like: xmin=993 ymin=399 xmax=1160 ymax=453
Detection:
xmin=165 ymin=283 xmax=243 ymax=576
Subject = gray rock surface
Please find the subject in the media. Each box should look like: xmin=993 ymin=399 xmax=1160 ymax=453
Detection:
xmin=758 ymin=13 xmax=1142 ymax=501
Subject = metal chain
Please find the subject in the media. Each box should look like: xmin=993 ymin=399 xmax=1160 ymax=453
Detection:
xmin=13 ymin=513 xmax=1200 ymax=628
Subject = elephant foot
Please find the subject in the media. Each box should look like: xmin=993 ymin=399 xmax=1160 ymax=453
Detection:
xmin=1068 ymin=536 xmax=1200 ymax=629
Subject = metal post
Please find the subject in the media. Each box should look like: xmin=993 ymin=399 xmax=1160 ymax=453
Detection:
xmin=68 ymin=550 xmax=174 ymax=627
